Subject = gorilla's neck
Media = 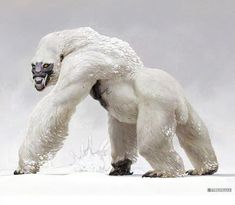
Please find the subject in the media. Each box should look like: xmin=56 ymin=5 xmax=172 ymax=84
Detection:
xmin=59 ymin=27 xmax=99 ymax=57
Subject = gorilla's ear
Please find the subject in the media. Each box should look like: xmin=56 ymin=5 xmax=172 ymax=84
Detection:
xmin=60 ymin=54 xmax=64 ymax=62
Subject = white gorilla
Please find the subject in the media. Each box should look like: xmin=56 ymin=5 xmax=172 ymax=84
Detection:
xmin=14 ymin=27 xmax=218 ymax=177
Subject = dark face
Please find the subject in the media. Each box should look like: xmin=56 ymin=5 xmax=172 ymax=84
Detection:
xmin=31 ymin=62 xmax=54 ymax=91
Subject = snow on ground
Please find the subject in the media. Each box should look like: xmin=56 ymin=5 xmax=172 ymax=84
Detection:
xmin=0 ymin=138 xmax=234 ymax=196
xmin=0 ymin=169 xmax=234 ymax=196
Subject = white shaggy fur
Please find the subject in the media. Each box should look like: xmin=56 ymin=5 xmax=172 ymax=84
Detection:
xmin=15 ymin=27 xmax=218 ymax=177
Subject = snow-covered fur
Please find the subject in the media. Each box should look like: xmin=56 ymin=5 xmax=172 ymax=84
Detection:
xmin=15 ymin=27 xmax=218 ymax=177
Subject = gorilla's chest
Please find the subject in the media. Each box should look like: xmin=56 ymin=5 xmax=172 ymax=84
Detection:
xmin=90 ymin=80 xmax=138 ymax=124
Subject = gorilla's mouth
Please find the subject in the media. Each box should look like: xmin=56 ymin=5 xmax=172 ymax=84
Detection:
xmin=33 ymin=74 xmax=49 ymax=91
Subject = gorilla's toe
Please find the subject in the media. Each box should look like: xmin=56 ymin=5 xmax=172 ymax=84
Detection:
xmin=186 ymin=167 xmax=218 ymax=176
xmin=186 ymin=169 xmax=197 ymax=175
xmin=202 ymin=168 xmax=218 ymax=175
xmin=142 ymin=170 xmax=163 ymax=178
xmin=109 ymin=168 xmax=133 ymax=176
xmin=13 ymin=170 xmax=24 ymax=175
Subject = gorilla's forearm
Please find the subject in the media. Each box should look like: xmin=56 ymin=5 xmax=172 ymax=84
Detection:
xmin=16 ymin=76 xmax=95 ymax=174
xmin=16 ymin=93 xmax=76 ymax=174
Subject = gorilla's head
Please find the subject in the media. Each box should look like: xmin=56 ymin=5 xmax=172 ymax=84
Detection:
xmin=31 ymin=33 xmax=64 ymax=91
xmin=31 ymin=62 xmax=54 ymax=91
xmin=31 ymin=54 xmax=64 ymax=91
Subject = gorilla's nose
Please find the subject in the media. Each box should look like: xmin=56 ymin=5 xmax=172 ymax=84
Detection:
xmin=35 ymin=77 xmax=43 ymax=84
xmin=35 ymin=65 xmax=42 ymax=73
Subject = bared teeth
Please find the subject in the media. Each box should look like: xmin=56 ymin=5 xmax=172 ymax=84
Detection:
xmin=33 ymin=74 xmax=48 ymax=90
xmin=43 ymin=74 xmax=48 ymax=87
xmin=35 ymin=77 xmax=43 ymax=84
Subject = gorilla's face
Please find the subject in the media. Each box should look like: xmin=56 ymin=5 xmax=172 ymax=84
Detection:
xmin=31 ymin=62 xmax=54 ymax=91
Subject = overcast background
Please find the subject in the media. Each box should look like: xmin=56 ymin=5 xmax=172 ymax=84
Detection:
xmin=0 ymin=0 xmax=234 ymax=173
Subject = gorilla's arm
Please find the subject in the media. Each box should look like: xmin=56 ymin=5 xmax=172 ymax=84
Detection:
xmin=15 ymin=52 xmax=110 ymax=174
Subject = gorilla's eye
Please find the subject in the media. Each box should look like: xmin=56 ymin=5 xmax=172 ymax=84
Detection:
xmin=43 ymin=63 xmax=50 ymax=68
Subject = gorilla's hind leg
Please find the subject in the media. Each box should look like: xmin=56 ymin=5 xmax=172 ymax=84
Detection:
xmin=137 ymin=103 xmax=185 ymax=178
xmin=176 ymin=104 xmax=218 ymax=176
xmin=108 ymin=115 xmax=137 ymax=176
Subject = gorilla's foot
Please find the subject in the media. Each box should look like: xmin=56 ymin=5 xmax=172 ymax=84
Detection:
xmin=142 ymin=170 xmax=182 ymax=178
xmin=13 ymin=170 xmax=25 ymax=175
xmin=109 ymin=159 xmax=133 ymax=176
xmin=186 ymin=166 xmax=218 ymax=176
xmin=14 ymin=168 xmax=38 ymax=175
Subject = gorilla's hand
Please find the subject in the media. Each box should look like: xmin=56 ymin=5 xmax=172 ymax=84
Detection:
xmin=13 ymin=169 xmax=25 ymax=175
